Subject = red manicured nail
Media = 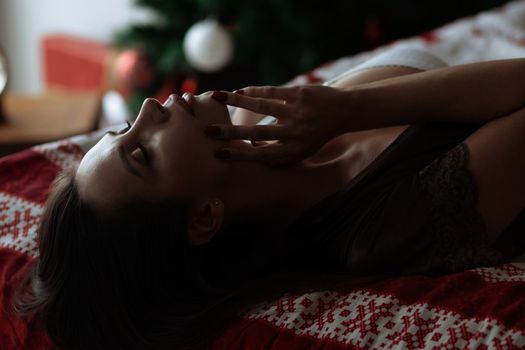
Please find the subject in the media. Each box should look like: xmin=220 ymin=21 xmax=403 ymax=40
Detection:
xmin=233 ymin=89 xmax=244 ymax=95
xmin=215 ymin=149 xmax=230 ymax=159
xmin=204 ymin=126 xmax=222 ymax=137
xmin=211 ymin=91 xmax=227 ymax=102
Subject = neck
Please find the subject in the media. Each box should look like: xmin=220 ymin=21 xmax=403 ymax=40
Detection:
xmin=218 ymin=142 xmax=346 ymax=232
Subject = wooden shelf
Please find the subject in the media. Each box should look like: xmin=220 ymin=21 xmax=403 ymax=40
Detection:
xmin=0 ymin=91 xmax=101 ymax=156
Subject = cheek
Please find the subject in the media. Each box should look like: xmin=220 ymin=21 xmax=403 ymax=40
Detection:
xmin=159 ymin=127 xmax=230 ymax=196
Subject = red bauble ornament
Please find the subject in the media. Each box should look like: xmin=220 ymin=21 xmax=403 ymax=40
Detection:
xmin=113 ymin=50 xmax=155 ymax=98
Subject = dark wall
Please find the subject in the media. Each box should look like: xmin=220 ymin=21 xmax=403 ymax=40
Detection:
xmin=359 ymin=0 xmax=511 ymax=48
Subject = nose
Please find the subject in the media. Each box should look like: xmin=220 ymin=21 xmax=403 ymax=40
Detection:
xmin=138 ymin=98 xmax=170 ymax=124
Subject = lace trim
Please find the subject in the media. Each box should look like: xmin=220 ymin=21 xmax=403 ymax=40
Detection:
xmin=418 ymin=143 xmax=503 ymax=272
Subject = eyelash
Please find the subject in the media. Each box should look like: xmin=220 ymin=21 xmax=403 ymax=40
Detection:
xmin=105 ymin=121 xmax=151 ymax=166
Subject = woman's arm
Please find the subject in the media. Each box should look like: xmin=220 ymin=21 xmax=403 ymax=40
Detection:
xmin=229 ymin=65 xmax=424 ymax=127
xmin=345 ymin=58 xmax=525 ymax=131
xmin=206 ymin=58 xmax=525 ymax=165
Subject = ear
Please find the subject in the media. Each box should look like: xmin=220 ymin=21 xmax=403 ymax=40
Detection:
xmin=186 ymin=198 xmax=224 ymax=246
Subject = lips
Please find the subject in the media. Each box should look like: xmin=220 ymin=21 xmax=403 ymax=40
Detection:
xmin=170 ymin=93 xmax=194 ymax=116
xmin=182 ymin=92 xmax=196 ymax=112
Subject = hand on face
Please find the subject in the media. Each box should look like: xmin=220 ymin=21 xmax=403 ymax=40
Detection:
xmin=202 ymin=86 xmax=348 ymax=167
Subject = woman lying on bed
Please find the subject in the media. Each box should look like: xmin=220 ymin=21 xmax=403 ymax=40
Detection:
xmin=13 ymin=49 xmax=525 ymax=350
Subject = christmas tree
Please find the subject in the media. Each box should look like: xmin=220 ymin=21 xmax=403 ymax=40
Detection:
xmin=114 ymin=0 xmax=372 ymax=112
xmin=115 ymin=0 xmax=509 ymax=113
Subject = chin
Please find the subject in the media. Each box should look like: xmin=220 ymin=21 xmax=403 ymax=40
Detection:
xmin=193 ymin=92 xmax=233 ymax=126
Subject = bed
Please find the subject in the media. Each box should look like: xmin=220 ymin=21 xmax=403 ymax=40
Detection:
xmin=1 ymin=1 xmax=525 ymax=348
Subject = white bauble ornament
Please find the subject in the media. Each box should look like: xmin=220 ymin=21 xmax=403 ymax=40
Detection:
xmin=183 ymin=18 xmax=233 ymax=73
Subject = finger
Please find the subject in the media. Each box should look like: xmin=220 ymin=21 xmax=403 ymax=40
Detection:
xmin=217 ymin=143 xmax=291 ymax=162
xmin=212 ymin=90 xmax=290 ymax=117
xmin=205 ymin=124 xmax=296 ymax=141
xmin=235 ymin=86 xmax=298 ymax=101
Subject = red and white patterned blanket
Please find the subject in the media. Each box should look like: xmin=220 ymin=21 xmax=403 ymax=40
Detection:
xmin=1 ymin=1 xmax=525 ymax=348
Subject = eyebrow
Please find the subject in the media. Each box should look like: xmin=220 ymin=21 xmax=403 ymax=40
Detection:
xmin=118 ymin=145 xmax=144 ymax=179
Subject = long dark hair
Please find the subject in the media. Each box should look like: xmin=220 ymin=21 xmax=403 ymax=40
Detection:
xmin=11 ymin=168 xmax=384 ymax=349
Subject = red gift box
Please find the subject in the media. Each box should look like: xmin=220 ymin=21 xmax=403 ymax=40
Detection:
xmin=42 ymin=34 xmax=116 ymax=93
xmin=41 ymin=34 xmax=199 ymax=100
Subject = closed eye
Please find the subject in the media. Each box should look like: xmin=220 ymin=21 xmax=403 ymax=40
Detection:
xmin=105 ymin=121 xmax=152 ymax=167
xmin=131 ymin=143 xmax=150 ymax=165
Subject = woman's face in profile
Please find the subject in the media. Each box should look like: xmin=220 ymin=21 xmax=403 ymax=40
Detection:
xmin=76 ymin=92 xmax=233 ymax=210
